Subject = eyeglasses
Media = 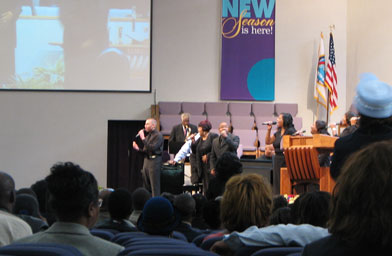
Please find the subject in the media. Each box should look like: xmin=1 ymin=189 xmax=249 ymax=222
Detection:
xmin=97 ymin=199 xmax=103 ymax=208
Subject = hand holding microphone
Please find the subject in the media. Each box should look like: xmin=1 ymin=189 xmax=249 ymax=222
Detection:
xmin=293 ymin=129 xmax=306 ymax=136
xmin=138 ymin=129 xmax=146 ymax=140
xmin=262 ymin=121 xmax=276 ymax=130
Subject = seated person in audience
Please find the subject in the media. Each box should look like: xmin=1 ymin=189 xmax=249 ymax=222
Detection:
xmin=205 ymin=173 xmax=272 ymax=242
xmin=329 ymin=111 xmax=358 ymax=137
xmin=173 ymin=193 xmax=203 ymax=242
xmin=129 ymin=187 xmax=151 ymax=225
xmin=137 ymin=196 xmax=181 ymax=237
xmin=191 ymin=120 xmax=219 ymax=191
xmin=210 ymin=122 xmax=240 ymax=172
xmin=0 ymin=172 xmax=32 ymax=246
xmin=96 ymin=188 xmax=112 ymax=224
xmin=203 ymin=198 xmax=222 ymax=230
xmin=269 ymin=195 xmax=291 ymax=225
xmin=13 ymin=162 xmax=124 ymax=256
xmin=290 ymin=191 xmax=331 ymax=228
xmin=95 ymin=188 xmax=136 ymax=232
xmin=206 ymin=152 xmax=242 ymax=200
xmin=303 ymin=140 xmax=392 ymax=256
xmin=191 ymin=193 xmax=209 ymax=230
xmin=265 ymin=112 xmax=297 ymax=194
xmin=330 ymin=73 xmax=392 ymax=180
xmin=31 ymin=179 xmax=56 ymax=226
xmin=168 ymin=113 xmax=198 ymax=155
xmin=13 ymin=193 xmax=48 ymax=233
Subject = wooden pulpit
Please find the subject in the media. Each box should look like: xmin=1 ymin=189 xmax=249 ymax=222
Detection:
xmin=280 ymin=134 xmax=337 ymax=194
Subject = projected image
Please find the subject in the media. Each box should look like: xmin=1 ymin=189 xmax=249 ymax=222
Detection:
xmin=0 ymin=0 xmax=151 ymax=91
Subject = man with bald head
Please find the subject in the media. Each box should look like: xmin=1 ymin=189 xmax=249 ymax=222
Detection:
xmin=0 ymin=172 xmax=32 ymax=246
xmin=137 ymin=118 xmax=164 ymax=197
xmin=210 ymin=122 xmax=240 ymax=172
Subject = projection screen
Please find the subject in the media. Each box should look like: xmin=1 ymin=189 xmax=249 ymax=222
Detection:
xmin=0 ymin=0 xmax=151 ymax=92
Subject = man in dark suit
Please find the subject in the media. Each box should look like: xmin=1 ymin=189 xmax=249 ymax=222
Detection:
xmin=210 ymin=122 xmax=240 ymax=172
xmin=330 ymin=73 xmax=392 ymax=180
xmin=168 ymin=113 xmax=197 ymax=155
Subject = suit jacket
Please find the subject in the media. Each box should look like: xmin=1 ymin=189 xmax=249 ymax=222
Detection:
xmin=210 ymin=133 xmax=240 ymax=170
xmin=302 ymin=235 xmax=389 ymax=256
xmin=143 ymin=129 xmax=164 ymax=157
xmin=330 ymin=125 xmax=392 ymax=180
xmin=169 ymin=123 xmax=197 ymax=154
xmin=14 ymin=222 xmax=124 ymax=256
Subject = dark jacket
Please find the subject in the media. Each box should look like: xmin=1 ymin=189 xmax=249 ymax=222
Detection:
xmin=169 ymin=123 xmax=197 ymax=154
xmin=210 ymin=133 xmax=240 ymax=170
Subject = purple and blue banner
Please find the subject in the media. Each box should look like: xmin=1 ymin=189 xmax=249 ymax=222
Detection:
xmin=221 ymin=0 xmax=276 ymax=101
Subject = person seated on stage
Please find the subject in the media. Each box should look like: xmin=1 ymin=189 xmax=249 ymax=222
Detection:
xmin=168 ymin=113 xmax=198 ymax=156
xmin=13 ymin=193 xmax=48 ymax=233
xmin=329 ymin=111 xmax=358 ymax=137
xmin=303 ymin=141 xmax=392 ymax=256
xmin=191 ymin=120 xmax=219 ymax=191
xmin=173 ymin=193 xmax=203 ymax=242
xmin=204 ymin=173 xmax=272 ymax=243
xmin=330 ymin=73 xmax=392 ymax=180
xmin=206 ymin=151 xmax=243 ymax=200
xmin=95 ymin=188 xmax=136 ymax=232
xmin=311 ymin=120 xmax=331 ymax=167
xmin=265 ymin=113 xmax=297 ymax=194
xmin=129 ymin=187 xmax=151 ymax=226
xmin=13 ymin=162 xmax=124 ymax=256
xmin=137 ymin=196 xmax=181 ymax=237
xmin=257 ymin=144 xmax=275 ymax=161
xmin=0 ymin=172 xmax=32 ymax=246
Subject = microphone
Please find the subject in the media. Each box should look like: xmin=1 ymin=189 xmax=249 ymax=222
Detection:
xmin=136 ymin=129 xmax=146 ymax=138
xmin=292 ymin=130 xmax=306 ymax=136
xmin=261 ymin=121 xmax=277 ymax=125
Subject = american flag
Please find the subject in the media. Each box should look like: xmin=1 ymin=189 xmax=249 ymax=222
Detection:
xmin=325 ymin=33 xmax=338 ymax=113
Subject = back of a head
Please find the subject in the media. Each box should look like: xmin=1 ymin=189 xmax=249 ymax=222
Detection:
xmin=132 ymin=187 xmax=151 ymax=211
xmin=291 ymin=191 xmax=331 ymax=227
xmin=13 ymin=194 xmax=40 ymax=218
xmin=45 ymin=162 xmax=98 ymax=222
xmin=31 ymin=179 xmax=48 ymax=214
xmin=272 ymin=195 xmax=288 ymax=212
xmin=108 ymin=188 xmax=132 ymax=221
xmin=174 ymin=193 xmax=196 ymax=220
xmin=137 ymin=196 xmax=180 ymax=236
xmin=160 ymin=192 xmax=176 ymax=205
xmin=0 ymin=171 xmax=15 ymax=210
xmin=315 ymin=120 xmax=329 ymax=135
xmin=16 ymin=188 xmax=37 ymax=198
xmin=192 ymin=193 xmax=207 ymax=216
xmin=329 ymin=140 xmax=392 ymax=249
xmin=99 ymin=188 xmax=112 ymax=212
xmin=220 ymin=173 xmax=272 ymax=232
xmin=215 ymin=152 xmax=243 ymax=181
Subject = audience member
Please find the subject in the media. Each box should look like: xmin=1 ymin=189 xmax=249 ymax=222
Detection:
xmin=95 ymin=188 xmax=136 ymax=232
xmin=330 ymin=111 xmax=357 ymax=137
xmin=13 ymin=162 xmax=123 ymax=255
xmin=257 ymin=144 xmax=275 ymax=161
xmin=203 ymin=198 xmax=221 ymax=230
xmin=0 ymin=172 xmax=32 ymax=246
xmin=206 ymin=152 xmax=243 ymax=200
xmin=330 ymin=73 xmax=392 ymax=180
xmin=13 ymin=193 xmax=48 ymax=233
xmin=269 ymin=207 xmax=291 ymax=225
xmin=303 ymin=140 xmax=392 ymax=255
xmin=168 ymin=113 xmax=197 ymax=155
xmin=191 ymin=120 xmax=218 ymax=192
xmin=137 ymin=196 xmax=181 ymax=237
xmin=160 ymin=192 xmax=176 ymax=205
xmin=31 ymin=179 xmax=56 ymax=225
xmin=16 ymin=188 xmax=37 ymax=198
xmin=129 ymin=187 xmax=151 ymax=225
xmin=96 ymin=188 xmax=112 ymax=224
xmin=272 ymin=195 xmax=288 ymax=213
xmin=210 ymin=122 xmax=240 ymax=171
xmin=265 ymin=112 xmax=297 ymax=194
xmin=191 ymin=193 xmax=209 ymax=230
xmin=173 ymin=193 xmax=203 ymax=242
xmin=290 ymin=191 xmax=331 ymax=228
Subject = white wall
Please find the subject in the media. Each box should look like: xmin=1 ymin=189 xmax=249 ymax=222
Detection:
xmin=0 ymin=0 xmax=363 ymax=188
xmin=347 ymin=0 xmax=392 ymax=106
